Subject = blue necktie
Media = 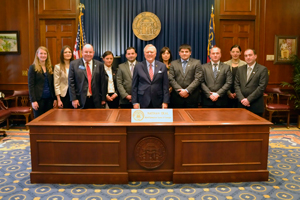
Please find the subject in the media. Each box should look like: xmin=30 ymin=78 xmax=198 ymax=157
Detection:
xmin=182 ymin=61 xmax=187 ymax=73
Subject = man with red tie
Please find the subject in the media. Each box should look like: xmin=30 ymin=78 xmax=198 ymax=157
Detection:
xmin=131 ymin=44 xmax=169 ymax=108
xmin=69 ymin=44 xmax=106 ymax=108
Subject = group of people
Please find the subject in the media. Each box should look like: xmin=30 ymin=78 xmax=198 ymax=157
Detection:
xmin=28 ymin=43 xmax=269 ymax=119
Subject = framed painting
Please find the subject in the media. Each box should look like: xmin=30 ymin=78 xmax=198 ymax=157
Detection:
xmin=0 ymin=31 xmax=20 ymax=54
xmin=274 ymin=35 xmax=298 ymax=64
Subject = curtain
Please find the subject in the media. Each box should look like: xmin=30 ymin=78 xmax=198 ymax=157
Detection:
xmin=81 ymin=0 xmax=214 ymax=63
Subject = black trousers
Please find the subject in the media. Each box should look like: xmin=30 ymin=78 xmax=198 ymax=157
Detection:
xmin=120 ymin=104 xmax=133 ymax=108
xmin=106 ymin=93 xmax=120 ymax=108
xmin=33 ymin=98 xmax=54 ymax=118
xmin=60 ymin=90 xmax=72 ymax=108
xmin=84 ymin=96 xmax=95 ymax=109
xmin=172 ymin=101 xmax=198 ymax=108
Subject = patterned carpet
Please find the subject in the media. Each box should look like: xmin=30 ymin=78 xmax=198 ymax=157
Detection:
xmin=0 ymin=125 xmax=300 ymax=200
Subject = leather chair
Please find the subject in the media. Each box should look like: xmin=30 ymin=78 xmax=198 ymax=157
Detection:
xmin=4 ymin=90 xmax=32 ymax=130
xmin=0 ymin=100 xmax=11 ymax=136
xmin=265 ymin=87 xmax=291 ymax=128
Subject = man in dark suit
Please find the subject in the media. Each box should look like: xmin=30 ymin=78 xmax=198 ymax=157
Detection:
xmin=116 ymin=47 xmax=138 ymax=108
xmin=235 ymin=49 xmax=269 ymax=116
xmin=201 ymin=47 xmax=232 ymax=108
xmin=132 ymin=44 xmax=169 ymax=108
xmin=68 ymin=44 xmax=106 ymax=108
xmin=169 ymin=44 xmax=202 ymax=108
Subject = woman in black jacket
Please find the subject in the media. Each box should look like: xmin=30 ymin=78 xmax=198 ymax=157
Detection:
xmin=28 ymin=46 xmax=57 ymax=118
xmin=102 ymin=51 xmax=119 ymax=108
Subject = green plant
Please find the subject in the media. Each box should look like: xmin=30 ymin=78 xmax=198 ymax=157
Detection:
xmin=282 ymin=55 xmax=300 ymax=109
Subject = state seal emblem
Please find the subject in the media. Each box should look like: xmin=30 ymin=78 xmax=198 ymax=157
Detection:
xmin=133 ymin=110 xmax=144 ymax=121
xmin=132 ymin=12 xmax=161 ymax=41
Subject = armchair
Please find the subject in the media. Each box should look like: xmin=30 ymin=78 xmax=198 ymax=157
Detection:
xmin=264 ymin=87 xmax=291 ymax=128
xmin=4 ymin=90 xmax=32 ymax=130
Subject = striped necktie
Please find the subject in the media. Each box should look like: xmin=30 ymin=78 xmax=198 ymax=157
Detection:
xmin=213 ymin=63 xmax=218 ymax=78
xmin=149 ymin=63 xmax=154 ymax=81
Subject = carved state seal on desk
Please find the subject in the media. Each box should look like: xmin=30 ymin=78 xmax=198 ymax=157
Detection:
xmin=134 ymin=136 xmax=167 ymax=169
xmin=132 ymin=12 xmax=161 ymax=41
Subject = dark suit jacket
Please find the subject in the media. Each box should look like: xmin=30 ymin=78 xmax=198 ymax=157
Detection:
xmin=28 ymin=64 xmax=56 ymax=102
xmin=169 ymin=58 xmax=202 ymax=106
xmin=68 ymin=58 xmax=106 ymax=108
xmin=201 ymin=62 xmax=232 ymax=107
xmin=132 ymin=60 xmax=170 ymax=108
xmin=235 ymin=63 xmax=269 ymax=114
xmin=116 ymin=61 xmax=138 ymax=105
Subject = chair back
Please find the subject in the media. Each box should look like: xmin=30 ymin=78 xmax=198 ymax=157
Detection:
xmin=12 ymin=90 xmax=30 ymax=107
xmin=0 ymin=100 xmax=8 ymax=110
xmin=264 ymin=87 xmax=289 ymax=105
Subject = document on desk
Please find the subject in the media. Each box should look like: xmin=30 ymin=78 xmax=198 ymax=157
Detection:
xmin=131 ymin=109 xmax=173 ymax=123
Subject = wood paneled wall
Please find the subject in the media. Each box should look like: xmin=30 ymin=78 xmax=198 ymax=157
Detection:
xmin=0 ymin=0 xmax=78 ymax=92
xmin=215 ymin=0 xmax=300 ymax=86
xmin=0 ymin=0 xmax=299 ymax=92
xmin=0 ymin=0 xmax=35 ymax=91
xmin=258 ymin=0 xmax=300 ymax=85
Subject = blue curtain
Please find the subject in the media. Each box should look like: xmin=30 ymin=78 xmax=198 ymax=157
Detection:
xmin=81 ymin=0 xmax=214 ymax=63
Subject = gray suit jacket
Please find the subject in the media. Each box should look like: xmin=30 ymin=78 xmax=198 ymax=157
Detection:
xmin=235 ymin=63 xmax=269 ymax=114
xmin=116 ymin=61 xmax=138 ymax=105
xmin=169 ymin=58 xmax=202 ymax=106
xmin=201 ymin=62 xmax=232 ymax=106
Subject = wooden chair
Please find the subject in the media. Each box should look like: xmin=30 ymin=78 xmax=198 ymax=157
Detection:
xmin=265 ymin=87 xmax=291 ymax=128
xmin=4 ymin=90 xmax=32 ymax=130
xmin=0 ymin=100 xmax=11 ymax=136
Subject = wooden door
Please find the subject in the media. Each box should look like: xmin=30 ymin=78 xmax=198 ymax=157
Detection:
xmin=40 ymin=19 xmax=76 ymax=65
xmin=219 ymin=20 xmax=255 ymax=62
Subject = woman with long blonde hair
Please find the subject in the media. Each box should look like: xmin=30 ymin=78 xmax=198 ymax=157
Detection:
xmin=28 ymin=46 xmax=57 ymax=118
xmin=54 ymin=45 xmax=74 ymax=108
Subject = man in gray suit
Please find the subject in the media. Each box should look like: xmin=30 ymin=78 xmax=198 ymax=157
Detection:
xmin=235 ymin=49 xmax=269 ymax=116
xmin=116 ymin=47 xmax=138 ymax=108
xmin=201 ymin=47 xmax=232 ymax=108
xmin=169 ymin=44 xmax=202 ymax=108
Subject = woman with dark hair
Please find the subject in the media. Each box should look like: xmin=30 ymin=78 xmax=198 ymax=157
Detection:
xmin=103 ymin=51 xmax=119 ymax=108
xmin=159 ymin=46 xmax=173 ymax=72
xmin=224 ymin=44 xmax=247 ymax=107
xmin=159 ymin=47 xmax=173 ymax=106
xmin=28 ymin=46 xmax=57 ymax=118
xmin=54 ymin=45 xmax=74 ymax=108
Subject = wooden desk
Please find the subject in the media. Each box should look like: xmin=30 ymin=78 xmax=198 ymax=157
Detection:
xmin=27 ymin=108 xmax=272 ymax=184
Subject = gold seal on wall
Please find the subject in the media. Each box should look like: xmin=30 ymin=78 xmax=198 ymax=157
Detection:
xmin=132 ymin=12 xmax=161 ymax=41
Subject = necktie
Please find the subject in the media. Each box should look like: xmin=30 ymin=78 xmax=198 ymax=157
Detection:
xmin=182 ymin=61 xmax=187 ymax=73
xmin=247 ymin=67 xmax=252 ymax=81
xmin=130 ymin=63 xmax=134 ymax=77
xmin=149 ymin=63 xmax=154 ymax=81
xmin=86 ymin=62 xmax=92 ymax=94
xmin=213 ymin=63 xmax=218 ymax=78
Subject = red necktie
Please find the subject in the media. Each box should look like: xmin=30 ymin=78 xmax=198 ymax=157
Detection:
xmin=86 ymin=62 xmax=92 ymax=94
xmin=149 ymin=63 xmax=153 ymax=81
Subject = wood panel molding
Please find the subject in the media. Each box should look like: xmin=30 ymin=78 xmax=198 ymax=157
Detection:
xmin=219 ymin=20 xmax=255 ymax=62
xmin=38 ymin=0 xmax=76 ymax=15
xmin=40 ymin=19 xmax=76 ymax=64
xmin=220 ymin=0 xmax=256 ymax=16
